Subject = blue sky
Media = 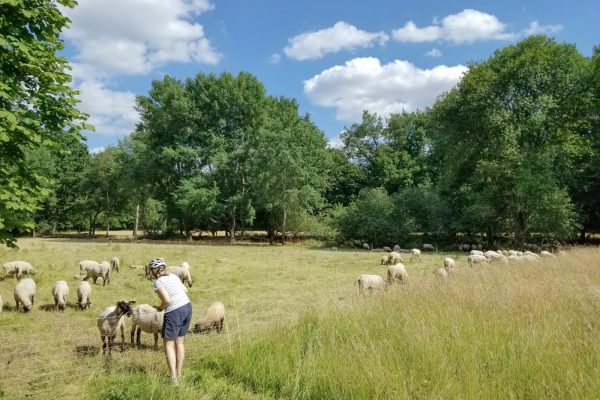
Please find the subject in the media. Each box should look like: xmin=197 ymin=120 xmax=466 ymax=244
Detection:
xmin=59 ymin=0 xmax=600 ymax=152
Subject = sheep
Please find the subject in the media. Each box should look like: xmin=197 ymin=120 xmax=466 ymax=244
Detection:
xmin=97 ymin=299 xmax=136 ymax=354
xmin=130 ymin=304 xmax=164 ymax=350
xmin=470 ymin=250 xmax=484 ymax=256
xmin=14 ymin=278 xmax=36 ymax=313
xmin=423 ymin=243 xmax=436 ymax=251
xmin=380 ymin=255 xmax=390 ymax=265
xmin=411 ymin=248 xmax=421 ymax=259
xmin=434 ymin=268 xmax=449 ymax=279
xmin=388 ymin=251 xmax=403 ymax=265
xmin=52 ymin=280 xmax=69 ymax=312
xmin=443 ymin=257 xmax=456 ymax=269
xmin=540 ymin=251 xmax=556 ymax=258
xmin=489 ymin=254 xmax=509 ymax=264
xmin=467 ymin=254 xmax=488 ymax=267
xmin=83 ymin=261 xmax=110 ymax=286
xmin=362 ymin=242 xmax=371 ymax=251
xmin=3 ymin=261 xmax=33 ymax=279
xmin=356 ymin=274 xmax=387 ymax=294
xmin=393 ymin=245 xmax=401 ymax=252
xmin=382 ymin=246 xmax=392 ymax=253
xmin=484 ymin=251 xmax=501 ymax=258
xmin=167 ymin=266 xmax=193 ymax=287
xmin=79 ymin=260 xmax=99 ymax=275
xmin=192 ymin=301 xmax=225 ymax=334
xmin=77 ymin=281 xmax=92 ymax=310
xmin=180 ymin=261 xmax=190 ymax=270
xmin=387 ymin=264 xmax=409 ymax=284
xmin=111 ymin=257 xmax=120 ymax=273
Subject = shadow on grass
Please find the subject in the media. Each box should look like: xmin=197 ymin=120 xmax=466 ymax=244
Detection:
xmin=75 ymin=345 xmax=100 ymax=358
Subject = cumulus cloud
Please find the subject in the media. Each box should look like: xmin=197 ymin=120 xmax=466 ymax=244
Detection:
xmin=60 ymin=0 xmax=219 ymax=138
xmin=522 ymin=21 xmax=563 ymax=36
xmin=304 ymin=57 xmax=467 ymax=121
xmin=269 ymin=53 xmax=281 ymax=64
xmin=393 ymin=9 xmax=515 ymax=44
xmin=284 ymin=21 xmax=389 ymax=61
xmin=425 ymin=48 xmax=442 ymax=58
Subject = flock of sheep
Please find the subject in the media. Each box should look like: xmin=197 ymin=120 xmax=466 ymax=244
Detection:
xmin=1 ymin=257 xmax=225 ymax=354
xmin=356 ymin=244 xmax=566 ymax=294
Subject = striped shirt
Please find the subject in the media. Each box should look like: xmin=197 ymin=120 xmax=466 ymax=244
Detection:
xmin=154 ymin=273 xmax=190 ymax=313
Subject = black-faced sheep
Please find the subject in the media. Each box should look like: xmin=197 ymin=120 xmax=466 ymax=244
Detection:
xmin=130 ymin=304 xmax=164 ymax=350
xmin=3 ymin=261 xmax=34 ymax=279
xmin=84 ymin=261 xmax=110 ymax=286
xmin=77 ymin=281 xmax=92 ymax=310
xmin=79 ymin=260 xmax=99 ymax=275
xmin=192 ymin=302 xmax=225 ymax=334
xmin=97 ymin=300 xmax=136 ymax=353
xmin=52 ymin=280 xmax=69 ymax=312
xmin=14 ymin=278 xmax=36 ymax=313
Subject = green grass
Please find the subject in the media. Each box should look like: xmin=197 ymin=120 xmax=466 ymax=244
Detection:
xmin=1 ymin=240 xmax=600 ymax=399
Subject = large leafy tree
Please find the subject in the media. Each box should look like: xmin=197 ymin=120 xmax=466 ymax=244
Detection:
xmin=0 ymin=0 xmax=89 ymax=246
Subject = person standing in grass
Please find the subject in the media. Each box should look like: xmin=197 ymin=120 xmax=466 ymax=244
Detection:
xmin=148 ymin=258 xmax=192 ymax=386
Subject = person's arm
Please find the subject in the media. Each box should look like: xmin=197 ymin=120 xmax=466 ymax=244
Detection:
xmin=155 ymin=287 xmax=171 ymax=311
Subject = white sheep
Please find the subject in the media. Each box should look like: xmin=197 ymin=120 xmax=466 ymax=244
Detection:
xmin=180 ymin=261 xmax=190 ymax=270
xmin=484 ymin=251 xmax=501 ymax=258
xmin=79 ymin=260 xmax=99 ymax=275
xmin=192 ymin=301 xmax=225 ymax=334
xmin=130 ymin=304 xmax=164 ymax=350
xmin=77 ymin=281 xmax=92 ymax=310
xmin=83 ymin=261 xmax=110 ymax=286
xmin=97 ymin=300 xmax=136 ymax=354
xmin=423 ymin=243 xmax=436 ymax=251
xmin=387 ymin=263 xmax=409 ymax=284
xmin=167 ymin=266 xmax=193 ymax=287
xmin=356 ymin=274 xmax=387 ymax=294
xmin=443 ymin=257 xmax=456 ymax=269
xmin=467 ymin=254 xmax=488 ymax=267
xmin=387 ymin=251 xmax=403 ymax=265
xmin=380 ymin=255 xmax=390 ymax=265
xmin=14 ymin=278 xmax=36 ymax=313
xmin=434 ymin=267 xmax=449 ymax=279
xmin=470 ymin=250 xmax=484 ymax=256
xmin=111 ymin=256 xmax=120 ymax=273
xmin=382 ymin=246 xmax=392 ymax=252
xmin=362 ymin=242 xmax=371 ymax=251
xmin=52 ymin=280 xmax=69 ymax=312
xmin=540 ymin=251 xmax=556 ymax=258
xmin=411 ymin=248 xmax=421 ymax=259
xmin=3 ymin=261 xmax=33 ymax=279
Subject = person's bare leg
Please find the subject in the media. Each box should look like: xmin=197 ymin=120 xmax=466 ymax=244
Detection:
xmin=163 ymin=339 xmax=177 ymax=381
xmin=175 ymin=336 xmax=185 ymax=379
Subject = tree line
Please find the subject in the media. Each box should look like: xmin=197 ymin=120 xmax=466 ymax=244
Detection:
xmin=3 ymin=5 xmax=600 ymax=249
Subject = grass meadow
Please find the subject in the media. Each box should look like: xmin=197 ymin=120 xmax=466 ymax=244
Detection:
xmin=1 ymin=238 xmax=600 ymax=399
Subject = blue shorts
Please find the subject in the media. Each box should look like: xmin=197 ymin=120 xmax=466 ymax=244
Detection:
xmin=162 ymin=302 xmax=192 ymax=339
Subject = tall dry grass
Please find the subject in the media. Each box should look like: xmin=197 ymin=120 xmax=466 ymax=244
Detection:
xmin=1 ymin=240 xmax=599 ymax=399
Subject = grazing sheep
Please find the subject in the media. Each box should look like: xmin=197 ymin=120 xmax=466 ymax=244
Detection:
xmin=382 ymin=246 xmax=392 ymax=253
xmin=111 ymin=257 xmax=120 ymax=273
xmin=180 ymin=261 xmax=190 ymax=270
xmin=356 ymin=274 xmax=387 ymax=294
xmin=434 ymin=267 xmax=449 ymax=279
xmin=380 ymin=255 xmax=390 ymax=265
xmin=97 ymin=300 xmax=136 ymax=354
xmin=3 ymin=261 xmax=33 ymax=279
xmin=130 ymin=304 xmax=164 ymax=350
xmin=79 ymin=260 xmax=99 ymax=275
xmin=387 ymin=263 xmax=409 ymax=284
xmin=489 ymin=254 xmax=509 ymax=264
xmin=423 ymin=243 xmax=436 ymax=251
xmin=83 ymin=261 xmax=110 ymax=286
xmin=167 ymin=266 xmax=193 ymax=287
xmin=388 ymin=251 xmax=403 ymax=265
xmin=362 ymin=242 xmax=371 ymax=251
xmin=52 ymin=280 xmax=69 ymax=312
xmin=467 ymin=254 xmax=488 ymax=267
xmin=14 ymin=278 xmax=36 ymax=313
xmin=470 ymin=250 xmax=484 ymax=256
xmin=393 ymin=245 xmax=401 ymax=252
xmin=540 ymin=251 xmax=556 ymax=258
xmin=77 ymin=281 xmax=92 ymax=310
xmin=411 ymin=248 xmax=421 ymax=259
xmin=192 ymin=301 xmax=225 ymax=334
xmin=558 ymin=250 xmax=568 ymax=257
xmin=444 ymin=257 xmax=456 ymax=269
xmin=484 ymin=251 xmax=501 ymax=258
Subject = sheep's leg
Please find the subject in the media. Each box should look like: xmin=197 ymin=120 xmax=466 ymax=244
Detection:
xmin=101 ymin=335 xmax=107 ymax=354
xmin=153 ymin=332 xmax=158 ymax=351
xmin=136 ymin=327 xmax=141 ymax=347
xmin=130 ymin=326 xmax=136 ymax=346
xmin=120 ymin=323 xmax=125 ymax=351
xmin=217 ymin=318 xmax=224 ymax=333
xmin=108 ymin=335 xmax=113 ymax=354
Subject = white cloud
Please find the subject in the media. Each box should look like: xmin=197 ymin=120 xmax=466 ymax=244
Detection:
xmin=393 ymin=9 xmax=515 ymax=44
xmin=522 ymin=21 xmax=563 ymax=36
xmin=284 ymin=21 xmax=389 ymax=61
xmin=269 ymin=53 xmax=281 ymax=65
xmin=90 ymin=146 xmax=106 ymax=154
xmin=304 ymin=57 xmax=467 ymax=122
xmin=60 ymin=0 xmax=219 ymax=139
xmin=425 ymin=48 xmax=442 ymax=58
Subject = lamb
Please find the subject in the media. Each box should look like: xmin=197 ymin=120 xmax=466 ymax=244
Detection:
xmin=83 ymin=261 xmax=110 ymax=286
xmin=97 ymin=299 xmax=136 ymax=353
xmin=422 ymin=243 xmax=436 ymax=251
xmin=192 ymin=301 xmax=225 ymax=334
xmin=387 ymin=263 xmax=409 ymax=284
xmin=356 ymin=274 xmax=387 ymax=294
xmin=380 ymin=255 xmax=390 ymax=265
xmin=14 ymin=278 xmax=36 ymax=313
xmin=52 ymin=280 xmax=69 ymax=312
xmin=79 ymin=260 xmax=99 ymax=275
xmin=387 ymin=251 xmax=403 ymax=265
xmin=77 ymin=281 xmax=92 ymax=310
xmin=167 ymin=266 xmax=193 ymax=287
xmin=111 ymin=257 xmax=120 ymax=273
xmin=3 ymin=261 xmax=33 ymax=279
xmin=467 ymin=254 xmax=488 ymax=267
xmin=130 ymin=304 xmax=164 ymax=350
xmin=411 ymin=248 xmax=421 ymax=259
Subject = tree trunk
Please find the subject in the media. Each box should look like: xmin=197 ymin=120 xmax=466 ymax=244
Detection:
xmin=228 ymin=206 xmax=236 ymax=243
xmin=106 ymin=221 xmax=110 ymax=238
xmin=515 ymin=211 xmax=528 ymax=246
xmin=267 ymin=228 xmax=274 ymax=245
xmin=133 ymin=202 xmax=139 ymax=238
xmin=281 ymin=208 xmax=288 ymax=245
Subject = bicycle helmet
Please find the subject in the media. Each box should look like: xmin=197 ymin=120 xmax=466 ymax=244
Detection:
xmin=148 ymin=258 xmax=166 ymax=270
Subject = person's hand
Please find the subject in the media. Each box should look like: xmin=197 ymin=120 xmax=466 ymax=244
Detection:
xmin=153 ymin=305 xmax=162 ymax=311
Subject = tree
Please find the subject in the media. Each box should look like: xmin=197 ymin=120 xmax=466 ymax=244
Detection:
xmin=0 ymin=0 xmax=89 ymax=246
